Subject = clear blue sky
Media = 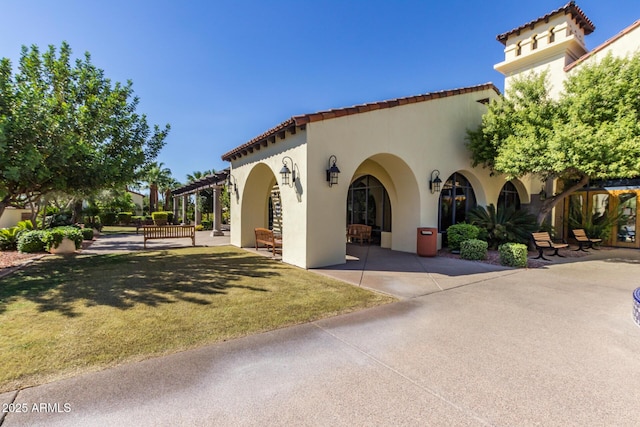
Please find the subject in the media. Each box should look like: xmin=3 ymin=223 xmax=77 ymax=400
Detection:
xmin=2 ymin=1 xmax=639 ymax=184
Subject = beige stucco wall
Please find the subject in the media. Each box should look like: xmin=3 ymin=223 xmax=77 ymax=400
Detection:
xmin=0 ymin=208 xmax=31 ymax=229
xmin=229 ymin=87 xmax=539 ymax=268
xmin=229 ymin=129 xmax=309 ymax=267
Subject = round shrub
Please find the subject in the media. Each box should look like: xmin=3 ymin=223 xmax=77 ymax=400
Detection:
xmin=460 ymin=239 xmax=488 ymax=260
xmin=17 ymin=230 xmax=49 ymax=253
xmin=195 ymin=224 xmax=204 ymax=231
xmin=101 ymin=212 xmax=118 ymax=226
xmin=446 ymin=223 xmax=480 ymax=251
xmin=117 ymin=212 xmax=133 ymax=225
xmin=81 ymin=228 xmax=94 ymax=240
xmin=201 ymin=220 xmax=212 ymax=230
xmin=152 ymin=211 xmax=169 ymax=225
xmin=43 ymin=226 xmax=83 ymax=251
xmin=498 ymin=243 xmax=528 ymax=268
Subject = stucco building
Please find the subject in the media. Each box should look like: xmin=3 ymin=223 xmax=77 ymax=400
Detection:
xmin=221 ymin=1 xmax=640 ymax=268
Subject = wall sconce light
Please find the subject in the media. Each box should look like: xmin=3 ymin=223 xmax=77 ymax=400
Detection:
xmin=429 ymin=170 xmax=442 ymax=193
xmin=326 ymin=155 xmax=340 ymax=187
xmin=280 ymin=156 xmax=297 ymax=187
xmin=227 ymin=173 xmax=238 ymax=194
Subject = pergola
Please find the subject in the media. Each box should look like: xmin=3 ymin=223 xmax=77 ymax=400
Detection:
xmin=171 ymin=169 xmax=229 ymax=236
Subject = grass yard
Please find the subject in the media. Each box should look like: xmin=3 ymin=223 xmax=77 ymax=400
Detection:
xmin=100 ymin=225 xmax=138 ymax=235
xmin=0 ymin=246 xmax=394 ymax=392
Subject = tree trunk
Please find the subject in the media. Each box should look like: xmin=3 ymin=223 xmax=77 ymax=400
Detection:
xmin=149 ymin=184 xmax=158 ymax=213
xmin=536 ymin=175 xmax=590 ymax=225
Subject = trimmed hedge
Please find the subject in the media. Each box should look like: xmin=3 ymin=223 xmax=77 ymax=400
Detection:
xmin=447 ymin=223 xmax=480 ymax=251
xmin=117 ymin=212 xmax=133 ymax=225
xmin=43 ymin=226 xmax=83 ymax=251
xmin=498 ymin=243 xmax=528 ymax=268
xmin=81 ymin=228 xmax=94 ymax=240
xmin=201 ymin=220 xmax=212 ymax=230
xmin=101 ymin=212 xmax=118 ymax=226
xmin=460 ymin=239 xmax=488 ymax=260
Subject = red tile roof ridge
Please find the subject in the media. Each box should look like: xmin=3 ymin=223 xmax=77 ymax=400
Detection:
xmin=565 ymin=18 xmax=640 ymax=72
xmin=222 ymin=82 xmax=499 ymax=161
xmin=496 ymin=1 xmax=595 ymax=45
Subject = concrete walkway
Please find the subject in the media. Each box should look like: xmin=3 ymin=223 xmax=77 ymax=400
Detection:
xmin=2 ymin=238 xmax=640 ymax=426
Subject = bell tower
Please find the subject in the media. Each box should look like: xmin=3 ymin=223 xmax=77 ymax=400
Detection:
xmin=494 ymin=1 xmax=595 ymax=98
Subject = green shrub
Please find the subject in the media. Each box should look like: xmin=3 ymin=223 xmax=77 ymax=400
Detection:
xmin=117 ymin=212 xmax=133 ymax=225
xmin=446 ymin=223 xmax=480 ymax=251
xmin=17 ymin=230 xmax=49 ymax=253
xmin=43 ymin=226 xmax=83 ymax=251
xmin=201 ymin=220 xmax=212 ymax=230
xmin=468 ymin=204 xmax=538 ymax=248
xmin=195 ymin=224 xmax=204 ymax=231
xmin=81 ymin=228 xmax=94 ymax=240
xmin=0 ymin=220 xmax=35 ymax=250
xmin=498 ymin=243 xmax=528 ymax=268
xmin=152 ymin=211 xmax=169 ymax=225
xmin=101 ymin=212 xmax=118 ymax=226
xmin=460 ymin=239 xmax=488 ymax=260
xmin=167 ymin=212 xmax=174 ymax=224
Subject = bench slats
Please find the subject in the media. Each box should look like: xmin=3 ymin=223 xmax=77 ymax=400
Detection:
xmin=532 ymin=232 xmax=567 ymax=261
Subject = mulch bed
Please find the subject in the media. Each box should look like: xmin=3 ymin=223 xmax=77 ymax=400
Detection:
xmin=438 ymin=245 xmax=608 ymax=268
xmin=0 ymin=239 xmax=96 ymax=274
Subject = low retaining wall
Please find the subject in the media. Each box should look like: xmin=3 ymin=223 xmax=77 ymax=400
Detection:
xmin=634 ymin=288 xmax=640 ymax=328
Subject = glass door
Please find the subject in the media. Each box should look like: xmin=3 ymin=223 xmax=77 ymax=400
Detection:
xmin=615 ymin=193 xmax=637 ymax=247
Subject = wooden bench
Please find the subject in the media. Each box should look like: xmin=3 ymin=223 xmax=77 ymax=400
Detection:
xmin=254 ymin=228 xmax=282 ymax=256
xmin=135 ymin=219 xmax=155 ymax=234
xmin=142 ymin=225 xmax=195 ymax=249
xmin=347 ymin=224 xmax=372 ymax=245
xmin=531 ymin=232 xmax=568 ymax=261
xmin=572 ymin=229 xmax=602 ymax=252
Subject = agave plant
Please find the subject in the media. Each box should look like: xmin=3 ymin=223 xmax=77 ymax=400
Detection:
xmin=467 ymin=204 xmax=538 ymax=248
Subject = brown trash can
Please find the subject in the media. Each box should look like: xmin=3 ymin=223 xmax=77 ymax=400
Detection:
xmin=417 ymin=227 xmax=438 ymax=257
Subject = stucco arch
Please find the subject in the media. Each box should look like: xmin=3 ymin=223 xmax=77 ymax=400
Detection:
xmin=509 ymin=178 xmax=530 ymax=205
xmin=455 ymin=169 xmax=487 ymax=207
xmin=239 ymin=162 xmax=278 ymax=248
xmin=346 ymin=153 xmax=421 ymax=253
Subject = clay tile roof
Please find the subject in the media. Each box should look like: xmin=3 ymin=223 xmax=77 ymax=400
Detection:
xmin=565 ymin=18 xmax=640 ymax=71
xmin=221 ymin=83 xmax=499 ymax=162
xmin=496 ymin=1 xmax=595 ymax=45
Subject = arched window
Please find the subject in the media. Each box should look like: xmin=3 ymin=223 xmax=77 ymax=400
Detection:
xmin=532 ymin=35 xmax=538 ymax=50
xmin=347 ymin=175 xmax=391 ymax=232
xmin=438 ymin=173 xmax=476 ymax=232
xmin=498 ymin=181 xmax=521 ymax=212
xmin=516 ymin=41 xmax=522 ymax=56
xmin=549 ymin=27 xmax=555 ymax=43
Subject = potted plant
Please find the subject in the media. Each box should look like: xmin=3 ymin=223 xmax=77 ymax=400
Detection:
xmin=44 ymin=227 xmax=83 ymax=254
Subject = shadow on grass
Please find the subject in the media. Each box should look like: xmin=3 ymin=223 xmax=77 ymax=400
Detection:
xmin=0 ymin=248 xmax=278 ymax=317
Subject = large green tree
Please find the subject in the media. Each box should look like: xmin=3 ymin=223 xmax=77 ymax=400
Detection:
xmin=0 ymin=42 xmax=170 ymax=219
xmin=144 ymin=162 xmax=173 ymax=213
xmin=467 ymin=53 xmax=640 ymax=224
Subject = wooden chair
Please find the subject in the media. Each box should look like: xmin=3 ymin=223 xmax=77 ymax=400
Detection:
xmin=531 ymin=232 xmax=568 ymax=261
xmin=572 ymin=229 xmax=602 ymax=252
xmin=346 ymin=224 xmax=372 ymax=245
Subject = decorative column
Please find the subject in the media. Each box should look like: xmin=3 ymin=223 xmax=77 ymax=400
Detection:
xmin=172 ymin=195 xmax=178 ymax=224
xmin=211 ymin=185 xmax=224 ymax=236
xmin=181 ymin=195 xmax=187 ymax=225
xmin=194 ymin=191 xmax=200 ymax=226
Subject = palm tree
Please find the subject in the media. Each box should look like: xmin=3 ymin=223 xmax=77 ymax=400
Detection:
xmin=185 ymin=169 xmax=215 ymax=183
xmin=161 ymin=178 xmax=182 ymax=212
xmin=145 ymin=162 xmax=173 ymax=213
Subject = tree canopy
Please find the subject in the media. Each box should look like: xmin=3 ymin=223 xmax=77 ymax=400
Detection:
xmin=0 ymin=42 xmax=170 ymax=218
xmin=467 ymin=52 xmax=640 ymax=223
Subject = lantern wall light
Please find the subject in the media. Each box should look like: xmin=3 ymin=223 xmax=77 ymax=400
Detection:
xmin=326 ymin=155 xmax=341 ymax=187
xmin=280 ymin=156 xmax=298 ymax=187
xmin=227 ymin=173 xmax=238 ymax=195
xmin=429 ymin=170 xmax=442 ymax=193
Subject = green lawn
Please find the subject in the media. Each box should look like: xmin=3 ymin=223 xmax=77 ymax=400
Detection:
xmin=0 ymin=246 xmax=394 ymax=392
xmin=99 ymin=225 xmax=138 ymax=235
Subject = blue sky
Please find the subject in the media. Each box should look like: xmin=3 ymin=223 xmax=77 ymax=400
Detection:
xmin=2 ymin=1 xmax=639 ymax=184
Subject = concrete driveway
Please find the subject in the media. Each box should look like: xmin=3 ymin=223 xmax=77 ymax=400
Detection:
xmin=2 ymin=245 xmax=640 ymax=426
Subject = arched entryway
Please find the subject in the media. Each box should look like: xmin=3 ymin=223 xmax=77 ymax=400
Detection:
xmin=239 ymin=163 xmax=281 ymax=248
xmin=346 ymin=175 xmax=392 ymax=245
xmin=498 ymin=181 xmax=522 ymax=211
xmin=345 ymin=154 xmax=420 ymax=254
